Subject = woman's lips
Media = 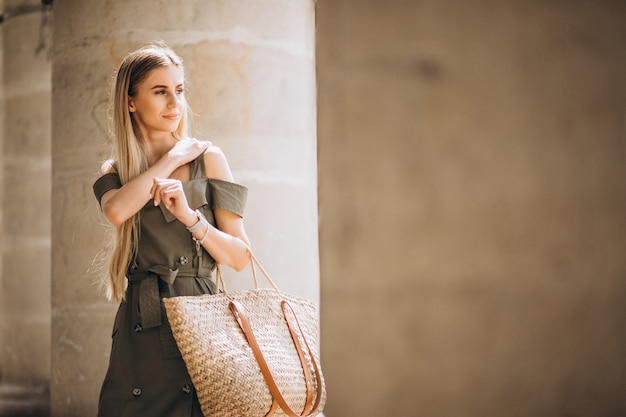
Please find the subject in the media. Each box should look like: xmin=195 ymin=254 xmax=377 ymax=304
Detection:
xmin=163 ymin=114 xmax=180 ymax=120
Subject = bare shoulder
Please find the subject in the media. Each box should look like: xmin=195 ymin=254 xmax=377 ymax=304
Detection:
xmin=99 ymin=159 xmax=117 ymax=176
xmin=203 ymin=145 xmax=234 ymax=181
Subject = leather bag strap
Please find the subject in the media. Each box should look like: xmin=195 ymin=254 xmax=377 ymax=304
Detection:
xmin=280 ymin=301 xmax=315 ymax=415
xmin=229 ymin=300 xmax=323 ymax=417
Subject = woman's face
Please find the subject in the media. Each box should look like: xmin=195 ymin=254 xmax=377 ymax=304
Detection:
xmin=128 ymin=64 xmax=185 ymax=138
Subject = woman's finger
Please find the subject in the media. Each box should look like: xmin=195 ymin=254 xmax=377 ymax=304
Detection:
xmin=151 ymin=178 xmax=162 ymax=206
xmin=152 ymin=177 xmax=186 ymax=209
xmin=152 ymin=177 xmax=175 ymax=205
xmin=159 ymin=181 xmax=183 ymax=207
xmin=150 ymin=180 xmax=158 ymax=204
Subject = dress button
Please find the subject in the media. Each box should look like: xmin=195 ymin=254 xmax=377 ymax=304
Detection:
xmin=134 ymin=323 xmax=143 ymax=333
xmin=181 ymin=384 xmax=192 ymax=394
xmin=132 ymin=388 xmax=142 ymax=397
xmin=179 ymin=256 xmax=188 ymax=265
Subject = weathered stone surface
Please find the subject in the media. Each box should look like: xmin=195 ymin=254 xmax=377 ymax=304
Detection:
xmin=0 ymin=3 xmax=52 ymax=415
xmin=0 ymin=383 xmax=49 ymax=417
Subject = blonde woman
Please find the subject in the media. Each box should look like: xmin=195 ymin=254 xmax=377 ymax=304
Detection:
xmin=93 ymin=42 xmax=250 ymax=416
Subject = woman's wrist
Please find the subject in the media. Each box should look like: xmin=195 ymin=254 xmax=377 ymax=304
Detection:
xmin=163 ymin=148 xmax=187 ymax=172
xmin=193 ymin=222 xmax=210 ymax=249
xmin=183 ymin=209 xmax=203 ymax=229
xmin=186 ymin=210 xmax=211 ymax=251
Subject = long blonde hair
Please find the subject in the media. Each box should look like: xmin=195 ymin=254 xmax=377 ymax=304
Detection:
xmin=106 ymin=42 xmax=190 ymax=301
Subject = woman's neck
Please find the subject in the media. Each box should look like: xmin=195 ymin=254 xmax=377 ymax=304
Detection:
xmin=144 ymin=132 xmax=177 ymax=166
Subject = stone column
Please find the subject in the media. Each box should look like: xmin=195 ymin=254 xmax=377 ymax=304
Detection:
xmin=0 ymin=1 xmax=52 ymax=415
xmin=51 ymin=1 xmax=317 ymax=416
xmin=317 ymin=0 xmax=626 ymax=416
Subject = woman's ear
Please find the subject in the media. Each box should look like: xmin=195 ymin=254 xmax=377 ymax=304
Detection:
xmin=128 ymin=97 xmax=136 ymax=112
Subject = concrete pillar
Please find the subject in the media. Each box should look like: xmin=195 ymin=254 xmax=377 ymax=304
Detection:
xmin=318 ymin=1 xmax=626 ymax=416
xmin=51 ymin=1 xmax=317 ymax=416
xmin=0 ymin=0 xmax=52 ymax=415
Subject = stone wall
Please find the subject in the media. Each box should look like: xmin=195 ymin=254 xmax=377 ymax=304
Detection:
xmin=317 ymin=0 xmax=626 ymax=416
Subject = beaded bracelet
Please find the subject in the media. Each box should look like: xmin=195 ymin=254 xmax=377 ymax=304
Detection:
xmin=186 ymin=209 xmax=206 ymax=233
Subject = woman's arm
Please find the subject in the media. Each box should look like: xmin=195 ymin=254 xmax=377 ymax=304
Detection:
xmin=152 ymin=145 xmax=251 ymax=271
xmin=100 ymin=138 xmax=208 ymax=226
xmin=201 ymin=146 xmax=251 ymax=270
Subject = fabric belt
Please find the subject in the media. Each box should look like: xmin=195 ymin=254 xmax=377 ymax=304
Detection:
xmin=128 ymin=265 xmax=212 ymax=329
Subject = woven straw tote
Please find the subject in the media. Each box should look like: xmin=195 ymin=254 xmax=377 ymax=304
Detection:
xmin=163 ymin=251 xmax=326 ymax=417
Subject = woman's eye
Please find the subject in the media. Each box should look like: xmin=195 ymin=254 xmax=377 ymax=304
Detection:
xmin=176 ymin=89 xmax=184 ymax=95
xmin=155 ymin=90 xmax=166 ymax=95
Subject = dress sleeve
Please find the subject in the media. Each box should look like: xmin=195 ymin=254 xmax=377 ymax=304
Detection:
xmin=207 ymin=178 xmax=248 ymax=217
xmin=93 ymin=173 xmax=122 ymax=206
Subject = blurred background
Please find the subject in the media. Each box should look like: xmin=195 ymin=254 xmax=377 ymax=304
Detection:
xmin=1 ymin=0 xmax=625 ymax=416
xmin=318 ymin=1 xmax=626 ymax=416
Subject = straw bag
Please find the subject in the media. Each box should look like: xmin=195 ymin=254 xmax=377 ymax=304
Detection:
xmin=163 ymin=252 xmax=326 ymax=417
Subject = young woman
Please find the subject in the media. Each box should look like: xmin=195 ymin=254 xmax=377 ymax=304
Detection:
xmin=93 ymin=42 xmax=251 ymax=416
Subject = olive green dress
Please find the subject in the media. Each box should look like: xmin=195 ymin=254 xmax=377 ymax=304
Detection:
xmin=93 ymin=155 xmax=247 ymax=417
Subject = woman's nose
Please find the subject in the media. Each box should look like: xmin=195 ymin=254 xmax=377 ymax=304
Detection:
xmin=167 ymin=93 xmax=180 ymax=108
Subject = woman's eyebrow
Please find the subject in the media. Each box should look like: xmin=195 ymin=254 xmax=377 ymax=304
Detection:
xmin=150 ymin=83 xmax=184 ymax=90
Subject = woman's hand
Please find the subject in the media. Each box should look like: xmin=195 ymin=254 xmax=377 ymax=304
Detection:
xmin=168 ymin=138 xmax=210 ymax=166
xmin=150 ymin=177 xmax=196 ymax=226
xmin=99 ymin=138 xmax=210 ymax=227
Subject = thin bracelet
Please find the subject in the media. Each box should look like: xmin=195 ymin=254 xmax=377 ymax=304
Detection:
xmin=193 ymin=222 xmax=210 ymax=251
